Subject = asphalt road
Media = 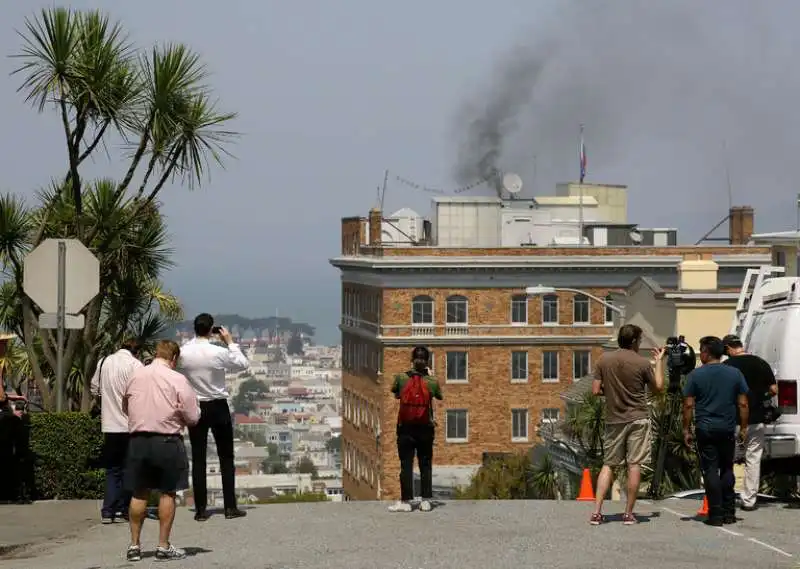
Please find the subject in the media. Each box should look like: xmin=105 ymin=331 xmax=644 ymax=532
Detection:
xmin=1 ymin=499 xmax=797 ymax=569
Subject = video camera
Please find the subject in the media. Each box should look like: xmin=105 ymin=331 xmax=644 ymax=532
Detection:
xmin=664 ymin=335 xmax=696 ymax=391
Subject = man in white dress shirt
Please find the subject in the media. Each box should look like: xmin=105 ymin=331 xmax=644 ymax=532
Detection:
xmin=177 ymin=313 xmax=249 ymax=521
xmin=90 ymin=338 xmax=144 ymax=524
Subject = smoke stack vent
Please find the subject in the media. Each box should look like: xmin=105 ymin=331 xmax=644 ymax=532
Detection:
xmin=729 ymin=206 xmax=754 ymax=245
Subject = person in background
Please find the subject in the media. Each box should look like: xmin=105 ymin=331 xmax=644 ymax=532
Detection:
xmin=122 ymin=340 xmax=199 ymax=562
xmin=590 ymin=324 xmax=665 ymax=525
xmin=682 ymin=336 xmax=749 ymax=526
xmin=90 ymin=338 xmax=143 ymax=524
xmin=722 ymin=334 xmax=778 ymax=511
xmin=178 ymin=313 xmax=249 ymax=521
xmin=388 ymin=345 xmax=442 ymax=513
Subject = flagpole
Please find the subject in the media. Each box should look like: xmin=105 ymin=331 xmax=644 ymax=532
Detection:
xmin=578 ymin=124 xmax=585 ymax=246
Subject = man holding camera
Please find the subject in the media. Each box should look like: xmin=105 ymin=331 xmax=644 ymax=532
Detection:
xmin=722 ymin=334 xmax=778 ymax=511
xmin=682 ymin=336 xmax=749 ymax=526
xmin=590 ymin=324 xmax=665 ymax=525
xmin=389 ymin=346 xmax=442 ymax=513
xmin=178 ymin=313 xmax=249 ymax=521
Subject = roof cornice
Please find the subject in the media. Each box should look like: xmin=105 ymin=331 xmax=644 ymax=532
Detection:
xmin=329 ymin=253 xmax=770 ymax=271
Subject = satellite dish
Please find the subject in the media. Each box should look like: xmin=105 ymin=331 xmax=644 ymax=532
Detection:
xmin=629 ymin=230 xmax=643 ymax=244
xmin=502 ymin=172 xmax=523 ymax=195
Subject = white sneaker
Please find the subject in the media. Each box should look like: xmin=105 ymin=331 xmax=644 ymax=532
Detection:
xmin=419 ymin=500 xmax=432 ymax=512
xmin=388 ymin=501 xmax=412 ymax=512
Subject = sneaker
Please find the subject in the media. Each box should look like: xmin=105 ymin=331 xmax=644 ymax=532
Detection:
xmin=622 ymin=513 xmax=638 ymax=525
xmin=419 ymin=500 xmax=432 ymax=512
xmin=704 ymin=518 xmax=724 ymax=527
xmin=101 ymin=515 xmax=113 ymax=525
xmin=155 ymin=544 xmax=187 ymax=561
xmin=126 ymin=545 xmax=142 ymax=562
xmin=723 ymin=515 xmax=739 ymax=524
xmin=388 ymin=500 xmax=413 ymax=512
xmin=589 ymin=512 xmax=604 ymax=525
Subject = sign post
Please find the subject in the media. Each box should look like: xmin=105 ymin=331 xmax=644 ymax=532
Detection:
xmin=23 ymin=239 xmax=100 ymax=412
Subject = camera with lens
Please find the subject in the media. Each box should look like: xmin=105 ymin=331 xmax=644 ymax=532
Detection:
xmin=664 ymin=335 xmax=696 ymax=390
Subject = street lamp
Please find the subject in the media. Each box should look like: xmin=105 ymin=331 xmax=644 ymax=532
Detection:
xmin=525 ymin=285 xmax=625 ymax=318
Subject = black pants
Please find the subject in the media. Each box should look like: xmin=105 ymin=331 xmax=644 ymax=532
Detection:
xmin=101 ymin=432 xmax=131 ymax=517
xmin=188 ymin=399 xmax=236 ymax=511
xmin=0 ymin=410 xmax=32 ymax=502
xmin=397 ymin=424 xmax=434 ymax=502
xmin=696 ymin=429 xmax=736 ymax=522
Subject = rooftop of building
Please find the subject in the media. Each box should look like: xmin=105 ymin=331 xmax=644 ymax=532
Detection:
xmin=333 ymin=181 xmax=766 ymax=264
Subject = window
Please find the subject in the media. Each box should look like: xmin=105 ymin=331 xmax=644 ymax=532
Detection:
xmin=541 ymin=408 xmax=560 ymax=423
xmin=511 ymin=409 xmax=529 ymax=441
xmin=573 ymin=294 xmax=590 ymax=324
xmin=446 ymin=409 xmax=468 ymax=442
xmin=604 ymin=295 xmax=614 ymax=325
xmin=446 ymin=295 xmax=468 ymax=324
xmin=542 ymin=294 xmax=558 ymax=324
xmin=542 ymin=351 xmax=559 ymax=382
xmin=412 ymin=295 xmax=434 ymax=325
xmin=511 ymin=295 xmax=528 ymax=325
xmin=573 ymin=350 xmax=591 ymax=380
xmin=446 ymin=352 xmax=468 ymax=382
xmin=511 ymin=351 xmax=528 ymax=382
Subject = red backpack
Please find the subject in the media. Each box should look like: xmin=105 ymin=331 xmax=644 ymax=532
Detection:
xmin=398 ymin=373 xmax=431 ymax=425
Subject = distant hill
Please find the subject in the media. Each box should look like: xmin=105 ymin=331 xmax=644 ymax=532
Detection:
xmin=161 ymin=314 xmax=315 ymax=340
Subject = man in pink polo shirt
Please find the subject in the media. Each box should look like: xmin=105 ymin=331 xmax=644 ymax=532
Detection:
xmin=122 ymin=340 xmax=200 ymax=562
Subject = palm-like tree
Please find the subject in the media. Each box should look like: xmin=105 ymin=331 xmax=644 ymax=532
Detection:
xmin=1 ymin=7 xmax=237 ymax=410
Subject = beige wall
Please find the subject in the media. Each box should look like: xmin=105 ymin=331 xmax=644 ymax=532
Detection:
xmin=675 ymin=305 xmax=736 ymax=351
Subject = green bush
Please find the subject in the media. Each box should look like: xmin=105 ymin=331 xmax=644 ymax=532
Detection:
xmin=256 ymin=492 xmax=329 ymax=504
xmin=29 ymin=412 xmax=104 ymax=500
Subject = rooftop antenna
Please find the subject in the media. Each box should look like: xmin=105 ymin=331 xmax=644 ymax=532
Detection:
xmin=379 ymin=168 xmax=388 ymax=211
xmin=532 ymin=154 xmax=537 ymax=196
xmin=722 ymin=139 xmax=733 ymax=210
xmin=501 ymin=172 xmax=523 ymax=199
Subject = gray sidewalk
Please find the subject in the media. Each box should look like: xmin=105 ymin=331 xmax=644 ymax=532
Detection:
xmin=0 ymin=500 xmax=101 ymax=557
xmin=1 ymin=499 xmax=798 ymax=569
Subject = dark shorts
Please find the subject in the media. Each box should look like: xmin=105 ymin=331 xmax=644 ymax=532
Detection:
xmin=124 ymin=433 xmax=189 ymax=494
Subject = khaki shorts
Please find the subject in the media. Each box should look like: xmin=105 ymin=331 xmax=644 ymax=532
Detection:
xmin=604 ymin=418 xmax=652 ymax=467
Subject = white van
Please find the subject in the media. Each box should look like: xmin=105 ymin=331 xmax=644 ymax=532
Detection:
xmin=733 ymin=268 xmax=800 ymax=473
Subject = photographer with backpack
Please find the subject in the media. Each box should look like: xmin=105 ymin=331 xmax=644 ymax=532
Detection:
xmin=389 ymin=346 xmax=442 ymax=513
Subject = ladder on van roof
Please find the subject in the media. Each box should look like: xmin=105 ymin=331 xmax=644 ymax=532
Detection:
xmin=730 ymin=265 xmax=786 ymax=345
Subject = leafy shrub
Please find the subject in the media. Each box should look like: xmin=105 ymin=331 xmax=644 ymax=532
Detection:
xmin=455 ymin=451 xmax=566 ymax=500
xmin=256 ymin=492 xmax=329 ymax=504
xmin=29 ymin=412 xmax=104 ymax=500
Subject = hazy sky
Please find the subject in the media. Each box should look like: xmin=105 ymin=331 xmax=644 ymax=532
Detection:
xmin=1 ymin=1 xmax=799 ymax=345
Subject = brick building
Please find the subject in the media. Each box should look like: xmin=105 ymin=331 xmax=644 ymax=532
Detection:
xmin=331 ymin=191 xmax=769 ymax=501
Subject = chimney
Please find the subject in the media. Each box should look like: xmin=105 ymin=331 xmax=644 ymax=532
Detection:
xmin=729 ymin=206 xmax=754 ymax=245
xmin=368 ymin=208 xmax=382 ymax=245
xmin=678 ymin=254 xmax=719 ymax=290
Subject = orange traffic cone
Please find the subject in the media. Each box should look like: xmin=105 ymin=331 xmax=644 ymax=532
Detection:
xmin=697 ymin=495 xmax=708 ymax=516
xmin=576 ymin=468 xmax=595 ymax=501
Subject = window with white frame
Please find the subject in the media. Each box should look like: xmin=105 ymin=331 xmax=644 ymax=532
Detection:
xmin=542 ymin=351 xmax=559 ymax=382
xmin=511 ymin=294 xmax=528 ymax=325
xmin=541 ymin=407 xmax=560 ymax=423
xmin=511 ymin=408 xmax=529 ymax=441
xmin=573 ymin=350 xmax=591 ymax=380
xmin=573 ymin=294 xmax=590 ymax=324
xmin=510 ymin=351 xmax=528 ymax=382
xmin=446 ymin=351 xmax=468 ymax=382
xmin=446 ymin=295 xmax=468 ymax=325
xmin=445 ymin=409 xmax=468 ymax=442
xmin=542 ymin=294 xmax=558 ymax=324
xmin=604 ymin=295 xmax=614 ymax=325
xmin=412 ymin=295 xmax=434 ymax=325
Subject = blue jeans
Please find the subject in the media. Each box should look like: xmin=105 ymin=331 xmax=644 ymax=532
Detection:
xmin=101 ymin=433 xmax=131 ymax=518
xmin=102 ymin=466 xmax=130 ymax=517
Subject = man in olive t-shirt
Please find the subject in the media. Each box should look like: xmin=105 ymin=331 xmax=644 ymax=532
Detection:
xmin=589 ymin=324 xmax=665 ymax=525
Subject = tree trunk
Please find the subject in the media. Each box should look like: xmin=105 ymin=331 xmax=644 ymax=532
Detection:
xmin=20 ymin=297 xmax=53 ymax=410
xmin=80 ymin=295 xmax=103 ymax=412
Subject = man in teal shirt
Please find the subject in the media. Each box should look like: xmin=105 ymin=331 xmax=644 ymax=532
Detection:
xmin=389 ymin=346 xmax=442 ymax=512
